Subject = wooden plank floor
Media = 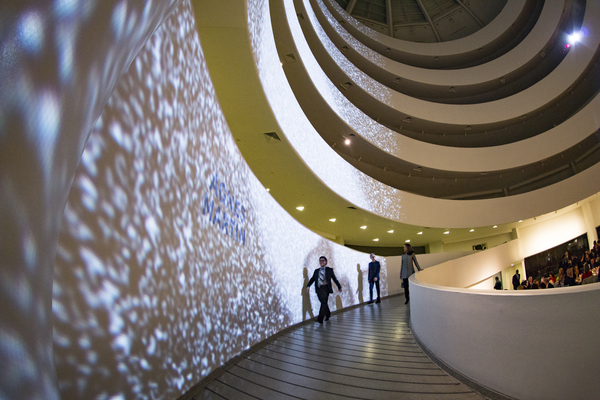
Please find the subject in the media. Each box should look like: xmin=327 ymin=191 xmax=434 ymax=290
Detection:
xmin=194 ymin=296 xmax=486 ymax=400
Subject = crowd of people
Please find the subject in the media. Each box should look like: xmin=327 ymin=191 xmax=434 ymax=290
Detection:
xmin=514 ymin=241 xmax=600 ymax=289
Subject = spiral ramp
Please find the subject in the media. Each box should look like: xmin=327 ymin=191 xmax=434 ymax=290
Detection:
xmin=194 ymin=0 xmax=600 ymax=399
xmin=2 ymin=0 xmax=600 ymax=400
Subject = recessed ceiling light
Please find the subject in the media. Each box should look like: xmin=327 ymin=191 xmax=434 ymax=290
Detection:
xmin=360 ymin=225 xmax=367 ymax=229
xmin=345 ymin=139 xmax=351 ymax=145
xmin=493 ymin=225 xmax=497 ymax=228
xmin=266 ymin=188 xmax=270 ymax=192
xmin=296 ymin=206 xmax=304 ymax=211
xmin=387 ymin=230 xmax=394 ymax=233
xmin=518 ymin=220 xmax=523 ymax=223
xmin=470 ymin=229 xmax=474 ymax=232
xmin=373 ymin=238 xmax=379 ymax=241
xmin=417 ymin=231 xmax=423 ymax=235
xmin=444 ymin=231 xmax=450 ymax=234
xmin=329 ymin=218 xmax=336 ymax=222
xmin=405 ymin=239 xmax=410 ymax=243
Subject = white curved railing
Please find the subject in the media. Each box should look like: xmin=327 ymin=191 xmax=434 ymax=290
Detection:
xmin=409 ymin=207 xmax=600 ymax=399
xmin=299 ymin=0 xmax=600 ymax=127
xmin=284 ymin=0 xmax=600 ymax=174
xmin=312 ymin=0 xmax=564 ymax=89
xmin=410 ymin=281 xmax=600 ymax=400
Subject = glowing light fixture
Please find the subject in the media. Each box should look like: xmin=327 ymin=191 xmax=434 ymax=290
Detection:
xmin=345 ymin=138 xmax=351 ymax=145
xmin=444 ymin=231 xmax=450 ymax=234
xmin=373 ymin=238 xmax=379 ymax=242
xmin=266 ymin=188 xmax=270 ymax=192
xmin=493 ymin=225 xmax=497 ymax=228
xmin=405 ymin=239 xmax=410 ymax=243
xmin=518 ymin=220 xmax=523 ymax=223
xmin=329 ymin=218 xmax=336 ymax=222
xmin=567 ymin=31 xmax=583 ymax=45
xmin=296 ymin=206 xmax=304 ymax=211
xmin=470 ymin=229 xmax=474 ymax=232
xmin=360 ymin=225 xmax=367 ymax=229
xmin=387 ymin=230 xmax=394 ymax=233
xmin=417 ymin=231 xmax=423 ymax=235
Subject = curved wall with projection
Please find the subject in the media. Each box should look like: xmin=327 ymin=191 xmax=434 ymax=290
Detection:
xmin=51 ymin=2 xmax=385 ymax=398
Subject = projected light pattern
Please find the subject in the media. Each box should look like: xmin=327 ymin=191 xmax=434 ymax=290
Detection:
xmin=290 ymin=0 xmax=392 ymax=103
xmin=296 ymin=0 xmax=400 ymax=155
xmin=0 ymin=1 xmax=181 ymax=399
xmin=53 ymin=1 xmax=386 ymax=398
xmin=249 ymin=0 xmax=403 ymax=221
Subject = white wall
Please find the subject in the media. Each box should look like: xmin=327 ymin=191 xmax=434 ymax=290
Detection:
xmin=410 ymin=200 xmax=600 ymax=399
xmin=442 ymin=232 xmax=513 ymax=253
xmin=410 ymin=282 xmax=600 ymax=400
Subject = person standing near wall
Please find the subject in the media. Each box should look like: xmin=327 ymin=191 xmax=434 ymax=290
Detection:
xmin=512 ymin=269 xmax=521 ymax=290
xmin=494 ymin=277 xmax=502 ymax=290
xmin=306 ymin=256 xmax=342 ymax=324
xmin=368 ymin=253 xmax=381 ymax=304
xmin=400 ymin=244 xmax=421 ymax=304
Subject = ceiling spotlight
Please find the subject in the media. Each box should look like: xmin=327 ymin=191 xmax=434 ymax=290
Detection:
xmin=360 ymin=225 xmax=367 ymax=229
xmin=405 ymin=239 xmax=410 ymax=243
xmin=470 ymin=229 xmax=474 ymax=232
xmin=567 ymin=31 xmax=582 ymax=45
xmin=493 ymin=225 xmax=497 ymax=228
xmin=417 ymin=231 xmax=423 ymax=235
xmin=518 ymin=220 xmax=523 ymax=223
xmin=345 ymin=138 xmax=351 ymax=145
xmin=296 ymin=206 xmax=304 ymax=211
xmin=329 ymin=218 xmax=336 ymax=222
xmin=373 ymin=238 xmax=379 ymax=242
xmin=387 ymin=230 xmax=394 ymax=233
xmin=444 ymin=231 xmax=450 ymax=235
xmin=266 ymin=188 xmax=270 ymax=192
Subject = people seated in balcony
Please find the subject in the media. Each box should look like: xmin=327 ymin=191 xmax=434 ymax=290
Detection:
xmin=549 ymin=272 xmax=556 ymax=284
xmin=521 ymin=279 xmax=530 ymax=289
xmin=582 ymin=267 xmax=598 ymax=284
xmin=580 ymin=264 xmax=593 ymax=282
xmin=539 ymin=279 xmax=546 ymax=288
xmin=560 ymin=251 xmax=571 ymax=271
xmin=564 ymin=267 xmax=577 ymax=287
xmin=572 ymin=254 xmax=582 ymax=270
xmin=541 ymin=275 xmax=554 ymax=288
xmin=556 ymin=268 xmax=565 ymax=287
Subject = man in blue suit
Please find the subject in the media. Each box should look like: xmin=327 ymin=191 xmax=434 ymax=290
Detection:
xmin=306 ymin=256 xmax=342 ymax=324
xmin=368 ymin=253 xmax=381 ymax=304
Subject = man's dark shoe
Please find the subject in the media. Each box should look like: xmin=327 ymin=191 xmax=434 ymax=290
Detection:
xmin=375 ymin=298 xmax=381 ymax=304
xmin=325 ymin=317 xmax=330 ymax=321
xmin=405 ymin=298 xmax=409 ymax=304
xmin=367 ymin=300 xmax=374 ymax=304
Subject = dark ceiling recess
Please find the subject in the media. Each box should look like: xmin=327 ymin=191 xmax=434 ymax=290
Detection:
xmin=263 ymin=132 xmax=281 ymax=141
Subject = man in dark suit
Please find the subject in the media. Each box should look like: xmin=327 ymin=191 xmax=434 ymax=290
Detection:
xmin=512 ymin=270 xmax=521 ymax=290
xmin=368 ymin=253 xmax=381 ymax=303
xmin=306 ymin=256 xmax=342 ymax=324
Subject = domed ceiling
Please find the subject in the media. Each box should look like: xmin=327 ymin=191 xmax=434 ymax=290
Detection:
xmin=333 ymin=0 xmax=507 ymax=42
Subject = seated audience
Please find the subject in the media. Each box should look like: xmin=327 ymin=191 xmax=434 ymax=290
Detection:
xmin=582 ymin=267 xmax=598 ymax=285
xmin=564 ymin=267 xmax=577 ymax=287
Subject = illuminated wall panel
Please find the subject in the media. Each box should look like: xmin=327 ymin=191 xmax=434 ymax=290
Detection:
xmin=52 ymin=2 xmax=384 ymax=398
